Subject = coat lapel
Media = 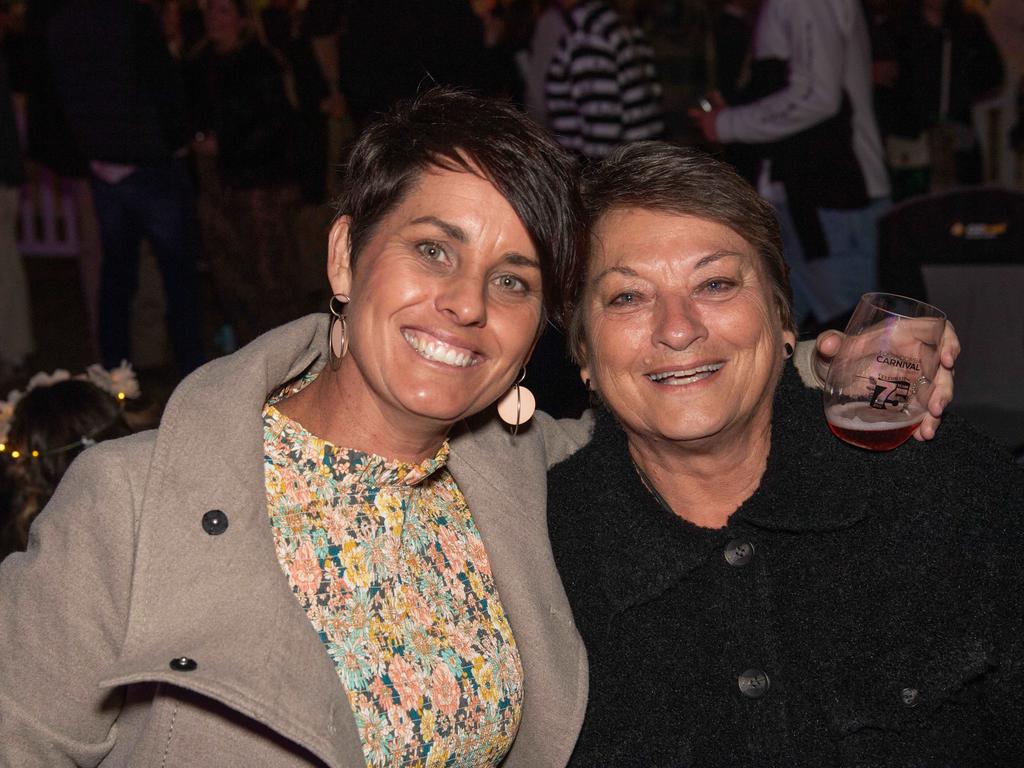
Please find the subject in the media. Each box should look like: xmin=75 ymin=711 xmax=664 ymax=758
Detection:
xmin=449 ymin=420 xmax=588 ymax=768
xmin=99 ymin=315 xmax=366 ymax=768
xmin=570 ymin=410 xmax=724 ymax=614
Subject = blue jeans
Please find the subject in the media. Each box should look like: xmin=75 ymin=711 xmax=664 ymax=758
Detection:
xmin=775 ymin=197 xmax=891 ymax=327
xmin=90 ymin=159 xmax=205 ymax=375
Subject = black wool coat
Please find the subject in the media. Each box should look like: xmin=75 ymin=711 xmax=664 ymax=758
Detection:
xmin=549 ymin=366 xmax=1024 ymax=768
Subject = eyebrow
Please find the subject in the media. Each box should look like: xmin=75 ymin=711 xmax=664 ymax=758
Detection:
xmin=590 ymin=265 xmax=639 ymax=285
xmin=692 ymin=252 xmax=749 ymax=270
xmin=410 ymin=215 xmax=467 ymax=243
xmin=503 ymin=252 xmax=541 ymax=270
xmin=590 ymin=249 xmax=744 ymax=285
xmin=410 ymin=215 xmax=540 ymax=270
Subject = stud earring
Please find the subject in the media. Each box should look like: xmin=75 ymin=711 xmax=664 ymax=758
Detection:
xmin=496 ymin=368 xmax=536 ymax=435
xmin=328 ymin=293 xmax=350 ymax=369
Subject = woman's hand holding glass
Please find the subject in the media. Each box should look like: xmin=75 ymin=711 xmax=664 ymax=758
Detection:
xmin=818 ymin=293 xmax=950 ymax=449
xmin=813 ymin=315 xmax=959 ymax=442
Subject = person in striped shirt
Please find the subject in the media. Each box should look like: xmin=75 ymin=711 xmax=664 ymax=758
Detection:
xmin=545 ymin=0 xmax=665 ymax=159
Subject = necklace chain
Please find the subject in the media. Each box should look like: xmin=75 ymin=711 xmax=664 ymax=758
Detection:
xmin=630 ymin=455 xmax=675 ymax=515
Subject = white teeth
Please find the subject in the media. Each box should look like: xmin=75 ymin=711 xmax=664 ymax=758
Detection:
xmin=647 ymin=363 xmax=724 ymax=383
xmin=403 ymin=331 xmax=477 ymax=368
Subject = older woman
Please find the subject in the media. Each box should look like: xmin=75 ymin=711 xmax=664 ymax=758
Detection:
xmin=0 ymin=89 xmax=595 ymax=768
xmin=549 ymin=143 xmax=1022 ymax=766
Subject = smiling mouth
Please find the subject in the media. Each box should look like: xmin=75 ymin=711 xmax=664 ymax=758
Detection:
xmin=647 ymin=363 xmax=724 ymax=385
xmin=402 ymin=330 xmax=480 ymax=368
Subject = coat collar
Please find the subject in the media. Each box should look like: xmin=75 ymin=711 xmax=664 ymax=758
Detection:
xmin=99 ymin=314 xmax=585 ymax=768
xmin=576 ymin=366 xmax=886 ymax=612
xmin=735 ymin=365 xmax=884 ymax=532
xmin=100 ymin=315 xmax=364 ymax=767
xmin=448 ymin=418 xmax=589 ymax=768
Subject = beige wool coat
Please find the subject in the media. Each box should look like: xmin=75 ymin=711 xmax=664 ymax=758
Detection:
xmin=0 ymin=315 xmax=594 ymax=768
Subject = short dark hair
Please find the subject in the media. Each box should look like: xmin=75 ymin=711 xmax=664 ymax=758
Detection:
xmin=334 ymin=88 xmax=584 ymax=323
xmin=567 ymin=142 xmax=793 ymax=363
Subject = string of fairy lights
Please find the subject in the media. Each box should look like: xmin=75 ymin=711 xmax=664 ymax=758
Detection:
xmin=0 ymin=364 xmax=138 ymax=463
xmin=0 ymin=390 xmax=126 ymax=461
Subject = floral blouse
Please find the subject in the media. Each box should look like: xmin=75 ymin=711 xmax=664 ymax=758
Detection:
xmin=263 ymin=382 xmax=523 ymax=768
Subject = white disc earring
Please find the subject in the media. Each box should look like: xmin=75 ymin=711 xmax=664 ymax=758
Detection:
xmin=496 ymin=368 xmax=536 ymax=435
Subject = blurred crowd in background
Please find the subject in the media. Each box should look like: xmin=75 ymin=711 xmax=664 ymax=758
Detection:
xmin=2 ymin=0 xmax=1020 ymax=372
xmin=0 ymin=0 xmax=1021 ymax=504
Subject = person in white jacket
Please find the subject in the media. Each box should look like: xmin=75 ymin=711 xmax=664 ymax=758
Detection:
xmin=693 ymin=0 xmax=891 ymax=328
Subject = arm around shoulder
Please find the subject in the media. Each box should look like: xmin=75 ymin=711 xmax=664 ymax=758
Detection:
xmin=535 ymin=410 xmax=595 ymax=469
xmin=0 ymin=433 xmax=153 ymax=766
xmin=792 ymin=339 xmax=825 ymax=389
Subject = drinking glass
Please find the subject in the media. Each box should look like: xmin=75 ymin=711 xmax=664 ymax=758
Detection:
xmin=823 ymin=292 xmax=946 ymax=451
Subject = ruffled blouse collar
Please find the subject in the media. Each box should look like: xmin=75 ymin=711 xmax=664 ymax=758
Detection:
xmin=265 ymin=376 xmax=448 ymax=488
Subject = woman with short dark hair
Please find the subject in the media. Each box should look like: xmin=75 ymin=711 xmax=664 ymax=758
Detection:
xmin=0 ymin=88 xmax=590 ymax=768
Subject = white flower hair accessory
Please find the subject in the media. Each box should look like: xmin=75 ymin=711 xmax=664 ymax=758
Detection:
xmin=0 ymin=361 xmax=140 ymax=454
xmin=26 ymin=369 xmax=71 ymax=391
xmin=85 ymin=360 xmax=141 ymax=401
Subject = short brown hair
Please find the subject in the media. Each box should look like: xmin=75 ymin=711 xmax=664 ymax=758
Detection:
xmin=566 ymin=142 xmax=793 ymax=363
xmin=335 ymin=88 xmax=584 ymax=323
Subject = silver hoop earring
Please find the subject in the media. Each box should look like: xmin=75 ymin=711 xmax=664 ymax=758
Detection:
xmin=496 ymin=368 xmax=536 ymax=435
xmin=783 ymin=342 xmax=794 ymax=359
xmin=329 ymin=293 xmax=350 ymax=369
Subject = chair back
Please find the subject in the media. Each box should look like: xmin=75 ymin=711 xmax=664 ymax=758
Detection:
xmin=878 ymin=187 xmax=1024 ymax=444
